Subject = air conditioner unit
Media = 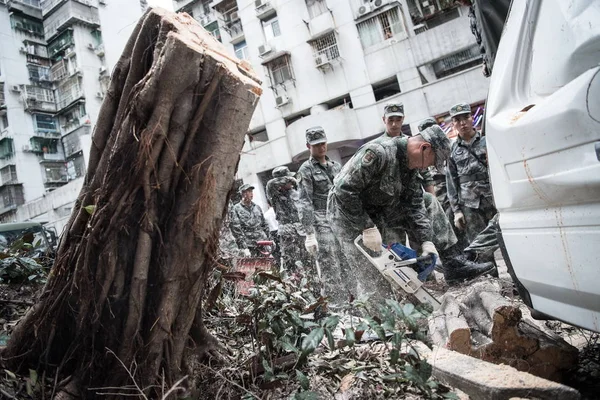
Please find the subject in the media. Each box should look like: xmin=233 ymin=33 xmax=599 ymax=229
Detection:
xmin=10 ymin=85 xmax=21 ymax=92
xmin=87 ymin=43 xmax=95 ymax=50
xmin=96 ymin=91 xmax=104 ymax=98
xmin=258 ymin=44 xmax=272 ymax=56
xmin=19 ymin=46 xmax=27 ymax=53
xmin=358 ymin=3 xmax=372 ymax=15
xmin=230 ymin=11 xmax=239 ymax=21
xmin=315 ymin=53 xmax=330 ymax=68
xmin=275 ymin=94 xmax=289 ymax=107
xmin=372 ymin=0 xmax=387 ymax=9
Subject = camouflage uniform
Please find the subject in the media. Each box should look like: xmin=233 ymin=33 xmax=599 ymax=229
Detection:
xmin=230 ymin=200 xmax=270 ymax=256
xmin=298 ymin=154 xmax=346 ymax=303
xmin=265 ymin=170 xmax=310 ymax=273
xmin=218 ymin=203 xmax=244 ymax=261
xmin=465 ymin=213 xmax=499 ymax=262
xmin=372 ymin=130 xmax=457 ymax=252
xmin=446 ymin=131 xmax=497 ymax=242
xmin=328 ymin=136 xmax=433 ymax=302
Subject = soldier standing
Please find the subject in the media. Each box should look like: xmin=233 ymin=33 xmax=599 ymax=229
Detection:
xmin=230 ymin=184 xmax=270 ymax=257
xmin=446 ymin=103 xmax=497 ymax=243
xmin=297 ymin=127 xmax=346 ymax=303
xmin=265 ymin=166 xmax=310 ymax=274
xmin=328 ymin=127 xmax=495 ymax=303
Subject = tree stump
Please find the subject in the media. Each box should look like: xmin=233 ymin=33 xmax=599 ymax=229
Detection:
xmin=1 ymin=8 xmax=261 ymax=398
xmin=428 ymin=280 xmax=578 ymax=382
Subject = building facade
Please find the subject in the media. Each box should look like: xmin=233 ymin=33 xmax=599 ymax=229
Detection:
xmin=174 ymin=0 xmax=489 ymax=208
xmin=0 ymin=0 xmax=144 ymax=230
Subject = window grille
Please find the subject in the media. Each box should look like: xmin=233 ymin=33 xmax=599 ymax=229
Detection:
xmin=25 ymin=86 xmax=55 ymax=103
xmin=432 ymin=45 xmax=482 ymax=79
xmin=306 ymin=0 xmax=327 ymax=19
xmin=357 ymin=7 xmax=406 ymax=49
xmin=10 ymin=15 xmax=43 ymax=36
xmin=267 ymin=55 xmax=293 ymax=86
xmin=310 ymin=32 xmax=340 ymax=61
xmin=27 ymin=65 xmax=51 ymax=81
xmin=34 ymin=114 xmax=58 ymax=132
xmin=0 ymin=165 xmax=17 ymax=185
xmin=51 ymin=60 xmax=68 ymax=81
xmin=57 ymin=76 xmax=83 ymax=109
xmin=0 ymin=84 xmax=5 ymax=106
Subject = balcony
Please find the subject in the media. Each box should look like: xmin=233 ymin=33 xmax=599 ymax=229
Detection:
xmin=23 ymin=85 xmax=57 ymax=112
xmin=62 ymin=123 xmax=90 ymax=158
xmin=225 ymin=20 xmax=244 ymax=42
xmin=255 ymin=0 xmax=276 ymax=20
xmin=39 ymin=152 xmax=65 ymax=163
xmin=32 ymin=129 xmax=61 ymax=139
xmin=0 ymin=137 xmax=15 ymax=159
xmin=7 ymin=0 xmax=43 ymax=19
xmin=56 ymin=77 xmax=84 ymax=110
xmin=286 ymin=107 xmax=362 ymax=160
xmin=27 ymin=136 xmax=60 ymax=155
xmin=43 ymin=0 xmax=100 ymax=40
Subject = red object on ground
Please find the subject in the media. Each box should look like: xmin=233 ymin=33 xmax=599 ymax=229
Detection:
xmin=233 ymin=257 xmax=275 ymax=295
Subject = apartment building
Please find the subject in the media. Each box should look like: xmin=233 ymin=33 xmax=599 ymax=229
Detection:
xmin=0 ymin=0 xmax=143 ymax=229
xmin=174 ymin=0 xmax=490 ymax=207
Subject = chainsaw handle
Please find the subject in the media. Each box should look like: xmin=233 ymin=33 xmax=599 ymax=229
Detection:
xmin=415 ymin=255 xmax=433 ymax=263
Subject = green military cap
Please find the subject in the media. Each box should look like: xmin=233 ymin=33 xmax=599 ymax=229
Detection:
xmin=384 ymin=102 xmax=404 ymax=117
xmin=306 ymin=126 xmax=327 ymax=145
xmin=272 ymin=166 xmax=294 ymax=178
xmin=419 ymin=125 xmax=451 ymax=172
xmin=418 ymin=117 xmax=437 ymax=132
xmin=238 ymin=183 xmax=255 ymax=193
xmin=449 ymin=102 xmax=472 ymax=117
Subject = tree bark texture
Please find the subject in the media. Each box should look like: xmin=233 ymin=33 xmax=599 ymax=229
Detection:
xmin=1 ymin=8 xmax=261 ymax=397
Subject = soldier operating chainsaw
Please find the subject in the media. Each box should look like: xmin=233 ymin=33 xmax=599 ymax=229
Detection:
xmin=327 ymin=126 xmax=496 ymax=304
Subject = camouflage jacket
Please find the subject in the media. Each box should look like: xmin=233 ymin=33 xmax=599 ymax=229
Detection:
xmin=265 ymin=176 xmax=302 ymax=226
xmin=446 ymin=131 xmax=492 ymax=212
xmin=373 ymin=132 xmax=434 ymax=188
xmin=329 ymin=136 xmax=432 ymax=243
xmin=298 ymin=156 xmax=341 ymax=234
xmin=230 ymin=201 xmax=269 ymax=249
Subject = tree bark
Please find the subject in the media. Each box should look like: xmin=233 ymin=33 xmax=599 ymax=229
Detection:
xmin=1 ymin=8 xmax=261 ymax=398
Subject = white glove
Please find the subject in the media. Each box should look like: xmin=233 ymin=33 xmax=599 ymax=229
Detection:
xmin=421 ymin=241 xmax=439 ymax=257
xmin=362 ymin=226 xmax=382 ymax=252
xmin=242 ymin=248 xmax=251 ymax=257
xmin=454 ymin=211 xmax=466 ymax=230
xmin=304 ymin=233 xmax=318 ymax=255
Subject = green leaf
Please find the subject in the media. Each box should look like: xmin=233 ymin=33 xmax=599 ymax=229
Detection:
xmin=84 ymin=205 xmax=96 ymax=215
xmin=325 ymin=328 xmax=335 ymax=351
xmin=4 ymin=369 xmax=17 ymax=380
xmin=262 ymin=358 xmax=274 ymax=381
xmin=294 ymin=391 xmax=319 ymax=400
xmin=442 ymin=392 xmax=460 ymax=399
xmin=390 ymin=348 xmax=400 ymax=365
xmin=381 ymin=373 xmax=405 ymax=381
xmin=301 ymin=327 xmax=324 ymax=357
xmin=345 ymin=327 xmax=355 ymax=347
xmin=296 ymin=370 xmax=310 ymax=391
xmin=392 ymin=332 xmax=404 ymax=348
xmin=279 ymin=339 xmax=300 ymax=354
xmin=322 ymin=315 xmax=340 ymax=330
xmin=365 ymin=317 xmax=386 ymax=341
xmin=402 ymin=303 xmax=415 ymax=316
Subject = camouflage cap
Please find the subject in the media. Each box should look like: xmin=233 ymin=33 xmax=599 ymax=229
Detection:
xmin=449 ymin=102 xmax=471 ymax=118
xmin=419 ymin=125 xmax=451 ymax=172
xmin=272 ymin=166 xmax=294 ymax=178
xmin=417 ymin=117 xmax=437 ymax=132
xmin=384 ymin=102 xmax=404 ymax=117
xmin=238 ymin=183 xmax=255 ymax=193
xmin=306 ymin=126 xmax=327 ymax=145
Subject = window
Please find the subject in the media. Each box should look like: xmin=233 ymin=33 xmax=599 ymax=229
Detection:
xmin=48 ymin=30 xmax=74 ymax=59
xmin=25 ymin=86 xmax=54 ymax=103
xmin=248 ymin=129 xmax=268 ymax=143
xmin=310 ymin=32 xmax=340 ymax=62
xmin=57 ymin=76 xmax=83 ymax=109
xmin=1 ymin=116 xmax=8 ymax=131
xmin=44 ymin=164 xmax=68 ymax=183
xmin=372 ymin=76 xmax=401 ymax=101
xmin=0 ymin=186 xmax=24 ymax=210
xmin=357 ymin=8 xmax=407 ymax=49
xmin=34 ymin=114 xmax=58 ymax=132
xmin=91 ymin=29 xmax=103 ymax=46
xmin=262 ymin=15 xmax=281 ymax=41
xmin=27 ymin=65 xmax=51 ymax=82
xmin=432 ymin=45 xmax=482 ymax=79
xmin=204 ymin=21 xmax=222 ymax=42
xmin=267 ymin=55 xmax=293 ymax=85
xmin=306 ymin=0 xmax=327 ymax=19
xmin=0 ymin=84 xmax=5 ymax=109
xmin=10 ymin=15 xmax=43 ymax=36
xmin=407 ymin=0 xmax=460 ymax=29
xmin=234 ymin=41 xmax=249 ymax=60
xmin=22 ymin=42 xmax=48 ymax=58
xmin=0 ymin=166 xmax=18 ymax=185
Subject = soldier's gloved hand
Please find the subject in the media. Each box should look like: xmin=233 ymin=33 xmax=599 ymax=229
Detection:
xmin=421 ymin=241 xmax=439 ymax=258
xmin=242 ymin=248 xmax=251 ymax=257
xmin=454 ymin=212 xmax=466 ymax=230
xmin=362 ymin=226 xmax=382 ymax=252
xmin=304 ymin=234 xmax=319 ymax=255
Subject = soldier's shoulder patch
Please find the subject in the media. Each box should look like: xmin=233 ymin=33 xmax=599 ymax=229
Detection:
xmin=361 ymin=149 xmax=378 ymax=166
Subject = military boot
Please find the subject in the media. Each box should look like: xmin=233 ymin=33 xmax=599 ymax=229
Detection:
xmin=440 ymin=245 xmax=497 ymax=284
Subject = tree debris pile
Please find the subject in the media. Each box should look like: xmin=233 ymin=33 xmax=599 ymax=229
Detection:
xmin=428 ymin=280 xmax=579 ymax=382
xmin=1 ymin=7 xmax=261 ymax=398
xmin=191 ymin=270 xmax=459 ymax=399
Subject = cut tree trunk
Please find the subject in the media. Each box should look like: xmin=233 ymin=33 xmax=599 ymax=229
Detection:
xmin=1 ymin=8 xmax=260 ymax=398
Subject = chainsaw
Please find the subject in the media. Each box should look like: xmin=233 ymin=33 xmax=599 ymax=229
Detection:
xmin=354 ymin=236 xmax=441 ymax=310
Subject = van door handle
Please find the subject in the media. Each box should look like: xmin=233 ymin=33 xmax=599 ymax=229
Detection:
xmin=596 ymin=142 xmax=600 ymax=161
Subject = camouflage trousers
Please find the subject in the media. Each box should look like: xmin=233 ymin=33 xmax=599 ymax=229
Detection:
xmin=278 ymin=223 xmax=313 ymax=275
xmin=382 ymin=192 xmax=457 ymax=252
xmin=462 ymin=196 xmax=497 ymax=243
xmin=465 ymin=213 xmax=499 ymax=262
xmin=314 ymin=223 xmax=348 ymax=305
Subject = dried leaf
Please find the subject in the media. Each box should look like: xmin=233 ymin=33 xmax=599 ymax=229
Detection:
xmin=339 ymin=373 xmax=355 ymax=392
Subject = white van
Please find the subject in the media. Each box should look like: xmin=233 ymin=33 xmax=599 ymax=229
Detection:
xmin=485 ymin=0 xmax=600 ymax=331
